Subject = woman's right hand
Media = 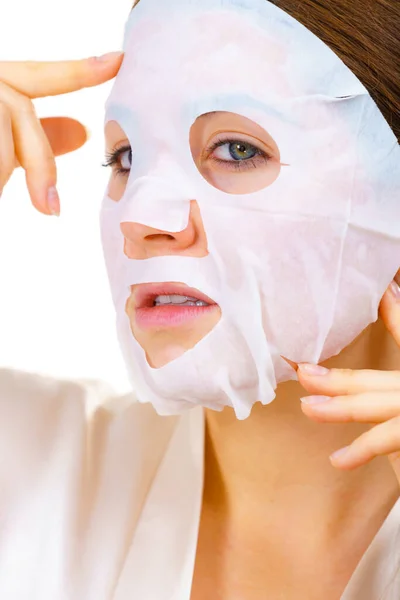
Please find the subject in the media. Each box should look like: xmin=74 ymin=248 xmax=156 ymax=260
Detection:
xmin=0 ymin=51 xmax=123 ymax=216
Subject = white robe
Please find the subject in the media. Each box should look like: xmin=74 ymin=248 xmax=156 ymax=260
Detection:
xmin=0 ymin=368 xmax=399 ymax=599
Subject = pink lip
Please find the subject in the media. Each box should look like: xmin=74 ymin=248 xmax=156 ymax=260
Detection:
xmin=130 ymin=282 xmax=219 ymax=330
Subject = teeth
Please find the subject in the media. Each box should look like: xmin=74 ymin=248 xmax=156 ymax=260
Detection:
xmin=154 ymin=294 xmax=209 ymax=307
xmin=155 ymin=295 xmax=175 ymax=305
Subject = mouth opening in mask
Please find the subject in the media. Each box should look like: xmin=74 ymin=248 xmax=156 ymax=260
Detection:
xmin=125 ymin=282 xmax=222 ymax=368
xmin=131 ymin=282 xmax=218 ymax=328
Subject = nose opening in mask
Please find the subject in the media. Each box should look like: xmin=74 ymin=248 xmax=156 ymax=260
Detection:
xmin=120 ymin=198 xmax=210 ymax=261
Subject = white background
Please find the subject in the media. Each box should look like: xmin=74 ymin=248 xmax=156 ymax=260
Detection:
xmin=0 ymin=0 xmax=132 ymax=392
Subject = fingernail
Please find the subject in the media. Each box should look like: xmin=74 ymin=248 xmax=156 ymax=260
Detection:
xmin=389 ymin=281 xmax=400 ymax=301
xmin=47 ymin=186 xmax=60 ymax=216
xmin=298 ymin=364 xmax=330 ymax=376
xmin=93 ymin=51 xmax=123 ymax=63
xmin=301 ymin=395 xmax=332 ymax=404
xmin=330 ymin=446 xmax=350 ymax=461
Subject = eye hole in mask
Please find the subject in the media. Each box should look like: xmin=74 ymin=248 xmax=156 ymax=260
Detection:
xmin=103 ymin=121 xmax=133 ymax=201
xmin=190 ymin=111 xmax=283 ymax=194
xmin=103 ymin=113 xmax=285 ymax=200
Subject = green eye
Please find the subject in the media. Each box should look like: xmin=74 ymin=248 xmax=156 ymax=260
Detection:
xmin=214 ymin=141 xmax=259 ymax=161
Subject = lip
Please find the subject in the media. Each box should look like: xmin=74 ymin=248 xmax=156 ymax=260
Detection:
xmin=129 ymin=282 xmax=219 ymax=330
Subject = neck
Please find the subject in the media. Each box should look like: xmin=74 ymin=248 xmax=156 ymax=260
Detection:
xmin=204 ymin=318 xmax=400 ymax=545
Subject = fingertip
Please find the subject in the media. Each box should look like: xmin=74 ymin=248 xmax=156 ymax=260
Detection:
xmin=31 ymin=197 xmax=51 ymax=216
xmin=380 ymin=281 xmax=400 ymax=316
xmin=297 ymin=364 xmax=330 ymax=377
xmin=25 ymin=175 xmax=52 ymax=216
xmin=91 ymin=51 xmax=124 ymax=64
xmin=379 ymin=283 xmax=400 ymax=345
xmin=388 ymin=281 xmax=400 ymax=302
xmin=85 ymin=52 xmax=124 ymax=86
xmin=30 ymin=191 xmax=51 ymax=216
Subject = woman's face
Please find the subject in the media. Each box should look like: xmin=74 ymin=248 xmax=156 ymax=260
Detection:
xmin=104 ymin=111 xmax=282 ymax=367
xmin=100 ymin=0 xmax=400 ymax=419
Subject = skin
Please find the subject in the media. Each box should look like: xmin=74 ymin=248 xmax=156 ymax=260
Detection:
xmin=1 ymin=56 xmax=400 ymax=598
xmin=105 ymin=114 xmax=400 ymax=598
xmin=0 ymin=52 xmax=123 ymax=213
xmin=105 ymin=113 xmax=282 ymax=367
xmin=191 ymin=304 xmax=400 ymax=599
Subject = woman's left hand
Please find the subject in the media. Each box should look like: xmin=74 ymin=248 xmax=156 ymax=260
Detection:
xmin=298 ymin=276 xmax=400 ymax=479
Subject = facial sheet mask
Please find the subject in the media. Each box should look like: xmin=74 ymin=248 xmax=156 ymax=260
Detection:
xmin=101 ymin=0 xmax=400 ymax=420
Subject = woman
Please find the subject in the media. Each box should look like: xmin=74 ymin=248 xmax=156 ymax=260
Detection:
xmin=0 ymin=0 xmax=399 ymax=599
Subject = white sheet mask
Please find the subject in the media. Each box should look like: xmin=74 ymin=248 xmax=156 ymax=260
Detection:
xmin=100 ymin=0 xmax=400 ymax=420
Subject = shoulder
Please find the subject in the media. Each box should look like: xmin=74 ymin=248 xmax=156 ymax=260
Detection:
xmin=0 ymin=369 xmax=180 ymax=596
xmin=0 ymin=366 xmax=115 ymax=425
xmin=0 ymin=368 xmax=178 ymax=508
xmin=0 ymin=368 xmax=116 ymax=462
xmin=0 ymin=366 xmax=176 ymax=459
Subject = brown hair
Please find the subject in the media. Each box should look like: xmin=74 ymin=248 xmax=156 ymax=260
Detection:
xmin=132 ymin=0 xmax=400 ymax=140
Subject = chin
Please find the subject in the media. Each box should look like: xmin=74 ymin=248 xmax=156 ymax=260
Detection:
xmin=145 ymin=344 xmax=189 ymax=368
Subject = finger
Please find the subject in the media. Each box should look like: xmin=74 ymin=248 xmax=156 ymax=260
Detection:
xmin=0 ymin=102 xmax=15 ymax=192
xmin=0 ymin=52 xmax=123 ymax=99
xmin=297 ymin=364 xmax=400 ymax=396
xmin=0 ymin=82 xmax=56 ymax=215
xmin=40 ymin=117 xmax=88 ymax=157
xmin=301 ymin=391 xmax=400 ymax=424
xmin=328 ymin=416 xmax=400 ymax=470
xmin=12 ymin=117 xmax=89 ymax=169
xmin=379 ymin=280 xmax=400 ymax=347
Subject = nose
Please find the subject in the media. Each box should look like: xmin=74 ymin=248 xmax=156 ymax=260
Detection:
xmin=121 ymin=200 xmax=209 ymax=260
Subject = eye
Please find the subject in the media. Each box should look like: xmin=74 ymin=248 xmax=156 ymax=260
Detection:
xmin=103 ymin=144 xmax=132 ymax=176
xmin=205 ymin=136 xmax=271 ymax=171
xmin=214 ymin=141 xmax=258 ymax=161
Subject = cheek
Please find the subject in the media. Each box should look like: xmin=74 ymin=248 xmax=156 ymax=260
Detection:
xmin=107 ymin=173 xmax=129 ymax=201
xmin=203 ymin=159 xmax=282 ymax=194
xmin=104 ymin=120 xmax=130 ymax=201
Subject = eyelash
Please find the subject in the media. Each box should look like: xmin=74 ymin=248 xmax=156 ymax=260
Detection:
xmin=103 ymin=136 xmax=271 ymax=176
xmin=205 ymin=135 xmax=272 ymax=171
xmin=103 ymin=144 xmax=131 ymax=177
